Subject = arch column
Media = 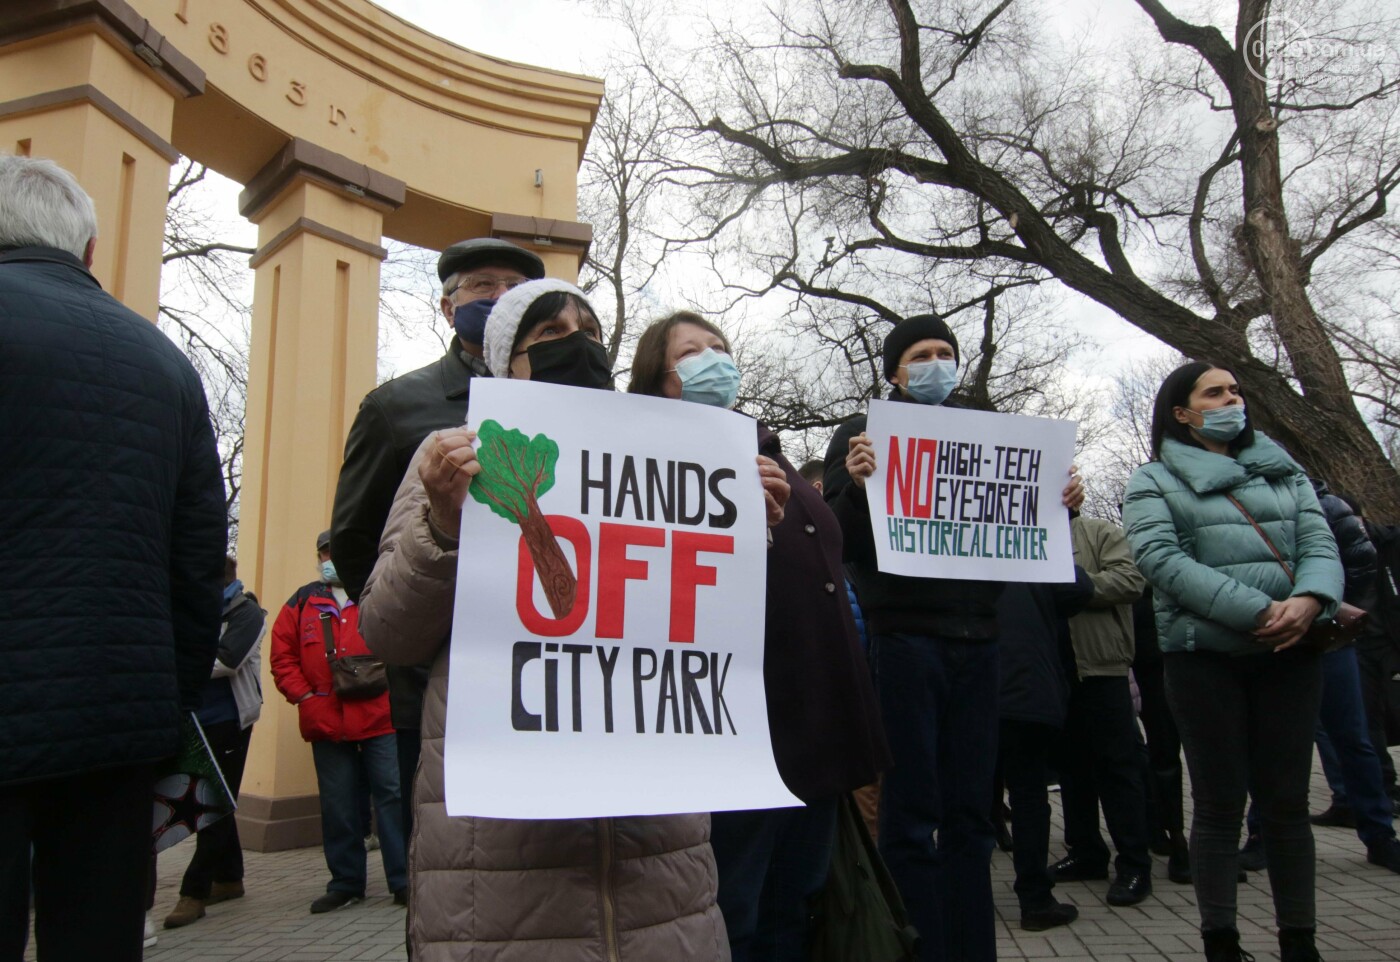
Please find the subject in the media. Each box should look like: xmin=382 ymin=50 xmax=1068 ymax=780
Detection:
xmin=0 ymin=0 xmax=204 ymax=318
xmin=234 ymin=139 xmax=404 ymax=850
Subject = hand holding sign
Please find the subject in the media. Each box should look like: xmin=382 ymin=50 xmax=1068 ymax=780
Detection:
xmin=422 ymin=428 xmax=481 ymax=535
xmin=1063 ymin=465 xmax=1085 ymax=510
xmin=757 ymin=455 xmax=790 ymax=526
xmin=846 ymin=433 xmax=876 ymax=489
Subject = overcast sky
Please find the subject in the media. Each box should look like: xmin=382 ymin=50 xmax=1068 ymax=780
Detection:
xmin=367 ymin=0 xmax=1165 ymax=378
xmin=374 ymin=0 xmax=607 ymax=74
xmin=372 ymin=0 xmax=1153 ymax=74
xmin=185 ymin=1 xmax=1168 ymax=385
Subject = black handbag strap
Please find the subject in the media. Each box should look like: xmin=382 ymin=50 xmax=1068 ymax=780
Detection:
xmin=1224 ymin=493 xmax=1296 ymax=585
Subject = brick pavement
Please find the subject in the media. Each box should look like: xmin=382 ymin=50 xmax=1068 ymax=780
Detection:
xmin=993 ymin=753 xmax=1400 ymax=962
xmin=26 ymin=751 xmax=1400 ymax=961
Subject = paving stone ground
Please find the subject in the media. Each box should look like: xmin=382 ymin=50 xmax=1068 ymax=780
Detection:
xmin=28 ymin=748 xmax=1400 ymax=961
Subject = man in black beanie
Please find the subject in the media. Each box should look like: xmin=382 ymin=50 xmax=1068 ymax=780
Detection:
xmin=822 ymin=314 xmax=1084 ymax=959
xmin=877 ymin=313 xmax=959 ymax=384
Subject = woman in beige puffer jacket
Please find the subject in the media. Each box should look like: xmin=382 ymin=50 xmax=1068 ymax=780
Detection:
xmin=358 ymin=280 xmax=729 ymax=962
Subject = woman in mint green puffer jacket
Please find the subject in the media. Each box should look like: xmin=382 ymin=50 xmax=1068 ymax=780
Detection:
xmin=1125 ymin=430 xmax=1341 ymax=657
xmin=1122 ymin=362 xmax=1342 ymax=962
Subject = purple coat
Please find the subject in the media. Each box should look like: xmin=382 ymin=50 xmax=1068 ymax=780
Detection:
xmin=759 ymin=423 xmax=891 ymax=800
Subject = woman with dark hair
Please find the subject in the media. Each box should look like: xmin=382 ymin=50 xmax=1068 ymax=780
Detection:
xmin=628 ymin=311 xmax=890 ymax=962
xmin=358 ymin=283 xmax=743 ymax=961
xmin=1122 ymin=361 xmax=1343 ymax=962
xmin=479 ymin=280 xmax=614 ymax=387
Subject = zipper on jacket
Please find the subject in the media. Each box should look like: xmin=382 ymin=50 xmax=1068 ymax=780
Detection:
xmin=598 ymin=818 xmax=621 ymax=962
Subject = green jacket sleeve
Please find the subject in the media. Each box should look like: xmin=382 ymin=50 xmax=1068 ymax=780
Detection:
xmin=1123 ymin=467 xmax=1274 ymax=633
xmin=1083 ymin=521 xmax=1147 ymax=609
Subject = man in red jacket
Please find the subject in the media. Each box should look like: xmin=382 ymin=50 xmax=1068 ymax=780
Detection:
xmin=270 ymin=531 xmax=405 ymax=913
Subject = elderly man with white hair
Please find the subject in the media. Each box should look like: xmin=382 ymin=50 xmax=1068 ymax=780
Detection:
xmin=0 ymin=155 xmax=226 ymax=962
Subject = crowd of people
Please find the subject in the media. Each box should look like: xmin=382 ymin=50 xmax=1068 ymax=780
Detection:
xmin=4 ymin=151 xmax=1400 ymax=962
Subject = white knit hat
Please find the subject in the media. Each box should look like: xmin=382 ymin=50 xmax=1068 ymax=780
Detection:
xmin=483 ymin=278 xmax=590 ymax=379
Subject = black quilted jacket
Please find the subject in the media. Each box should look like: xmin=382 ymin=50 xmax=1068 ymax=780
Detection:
xmin=1311 ymin=478 xmax=1377 ymax=607
xmin=329 ymin=345 xmax=484 ymax=730
xmin=0 ymin=247 xmax=226 ymax=786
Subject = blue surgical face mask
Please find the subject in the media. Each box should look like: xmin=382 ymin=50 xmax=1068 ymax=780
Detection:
xmin=672 ymin=348 xmax=741 ymax=408
xmin=320 ymin=561 xmax=341 ymax=586
xmin=1189 ymin=404 xmax=1247 ymax=442
xmin=901 ymin=359 xmax=958 ymax=405
xmin=453 ymin=298 xmax=496 ymax=347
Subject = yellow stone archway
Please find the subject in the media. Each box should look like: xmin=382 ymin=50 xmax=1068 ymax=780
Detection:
xmin=0 ymin=0 xmax=602 ymax=849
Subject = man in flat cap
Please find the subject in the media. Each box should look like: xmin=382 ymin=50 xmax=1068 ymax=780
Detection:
xmin=329 ymin=237 xmax=545 ymax=843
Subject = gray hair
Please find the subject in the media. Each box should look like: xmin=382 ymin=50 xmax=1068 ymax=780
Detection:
xmin=0 ymin=155 xmax=98 ymax=259
xmin=441 ymin=271 xmax=460 ymax=298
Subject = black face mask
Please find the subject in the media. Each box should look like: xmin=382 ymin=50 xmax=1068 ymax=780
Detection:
xmin=524 ymin=330 xmax=614 ymax=390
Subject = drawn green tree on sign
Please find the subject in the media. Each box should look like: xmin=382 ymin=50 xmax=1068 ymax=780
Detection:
xmin=469 ymin=419 xmax=577 ymax=618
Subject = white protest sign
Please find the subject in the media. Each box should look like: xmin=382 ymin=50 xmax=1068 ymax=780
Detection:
xmin=865 ymin=400 xmax=1078 ymax=582
xmin=444 ymin=378 xmax=800 ymax=819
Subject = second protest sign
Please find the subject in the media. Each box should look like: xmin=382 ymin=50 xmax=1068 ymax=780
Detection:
xmin=864 ymin=400 xmax=1078 ymax=583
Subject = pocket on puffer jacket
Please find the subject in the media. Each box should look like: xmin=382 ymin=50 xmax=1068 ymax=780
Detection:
xmin=297 ymin=694 xmax=339 ymax=741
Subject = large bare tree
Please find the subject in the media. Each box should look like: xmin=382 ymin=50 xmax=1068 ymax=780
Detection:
xmin=614 ymin=0 xmax=1400 ymax=518
xmin=584 ymin=49 xmax=1101 ymax=467
xmin=577 ymin=61 xmax=674 ymax=367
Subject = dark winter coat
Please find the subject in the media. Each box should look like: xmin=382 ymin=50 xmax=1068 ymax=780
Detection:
xmin=1132 ymin=588 xmax=1161 ymax=670
xmin=997 ymin=569 xmax=1095 ymax=728
xmin=1311 ymin=479 xmax=1377 ymax=608
xmin=822 ymin=395 xmax=1004 ymax=639
xmin=1311 ymin=480 xmax=1387 ymax=654
xmin=331 ymin=345 xmax=486 ymax=729
xmin=331 ymin=345 xmax=486 ymax=598
xmin=1365 ymin=520 xmax=1400 ymax=649
xmin=759 ymin=424 xmax=890 ymax=800
xmin=0 ymin=246 xmax=226 ymax=786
